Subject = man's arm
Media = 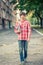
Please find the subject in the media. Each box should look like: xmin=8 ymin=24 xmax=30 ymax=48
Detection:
xmin=14 ymin=22 xmax=21 ymax=34
xmin=27 ymin=22 xmax=32 ymax=41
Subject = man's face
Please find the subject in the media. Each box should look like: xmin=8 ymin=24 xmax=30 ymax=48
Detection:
xmin=20 ymin=15 xmax=26 ymax=21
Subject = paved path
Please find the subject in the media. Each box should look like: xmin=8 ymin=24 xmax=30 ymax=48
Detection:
xmin=0 ymin=29 xmax=43 ymax=65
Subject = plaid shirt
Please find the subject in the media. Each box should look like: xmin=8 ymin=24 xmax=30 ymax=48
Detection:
xmin=14 ymin=20 xmax=31 ymax=41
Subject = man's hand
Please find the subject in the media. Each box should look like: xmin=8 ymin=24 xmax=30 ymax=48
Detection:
xmin=27 ymin=37 xmax=31 ymax=42
xmin=17 ymin=30 xmax=21 ymax=34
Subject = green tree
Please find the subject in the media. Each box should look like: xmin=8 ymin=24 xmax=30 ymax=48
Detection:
xmin=11 ymin=0 xmax=43 ymax=28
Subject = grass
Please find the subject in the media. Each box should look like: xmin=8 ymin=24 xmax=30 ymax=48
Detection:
xmin=36 ymin=28 xmax=43 ymax=33
xmin=32 ymin=25 xmax=43 ymax=33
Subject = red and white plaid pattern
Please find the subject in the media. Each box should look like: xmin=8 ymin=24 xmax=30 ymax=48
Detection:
xmin=14 ymin=20 xmax=31 ymax=40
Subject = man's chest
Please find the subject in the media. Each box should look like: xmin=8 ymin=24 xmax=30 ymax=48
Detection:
xmin=20 ymin=23 xmax=28 ymax=30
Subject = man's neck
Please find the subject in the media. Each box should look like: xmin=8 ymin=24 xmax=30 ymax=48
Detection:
xmin=21 ymin=19 xmax=26 ymax=23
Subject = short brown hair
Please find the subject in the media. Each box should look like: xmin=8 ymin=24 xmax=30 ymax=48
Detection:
xmin=20 ymin=12 xmax=26 ymax=16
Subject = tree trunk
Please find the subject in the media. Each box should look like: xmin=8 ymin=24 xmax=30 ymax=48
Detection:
xmin=37 ymin=17 xmax=40 ymax=25
xmin=36 ymin=12 xmax=43 ymax=28
xmin=2 ymin=18 xmax=5 ymax=29
xmin=8 ymin=20 xmax=11 ymax=29
xmin=40 ymin=18 xmax=43 ymax=28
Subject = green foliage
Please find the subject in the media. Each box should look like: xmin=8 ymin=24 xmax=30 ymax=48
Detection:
xmin=11 ymin=0 xmax=43 ymax=27
xmin=10 ymin=0 xmax=17 ymax=4
xmin=11 ymin=0 xmax=43 ymax=15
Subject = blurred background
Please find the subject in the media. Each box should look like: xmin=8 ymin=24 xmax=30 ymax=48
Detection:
xmin=0 ymin=0 xmax=43 ymax=30
xmin=0 ymin=0 xmax=43 ymax=65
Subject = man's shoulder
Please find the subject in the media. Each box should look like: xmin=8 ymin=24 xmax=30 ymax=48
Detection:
xmin=25 ymin=20 xmax=30 ymax=24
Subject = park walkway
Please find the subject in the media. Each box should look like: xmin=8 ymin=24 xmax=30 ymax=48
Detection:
xmin=0 ymin=29 xmax=43 ymax=65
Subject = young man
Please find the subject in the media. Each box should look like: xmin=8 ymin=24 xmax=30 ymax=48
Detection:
xmin=14 ymin=12 xmax=31 ymax=65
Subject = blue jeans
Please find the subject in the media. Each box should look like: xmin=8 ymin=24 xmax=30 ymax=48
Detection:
xmin=18 ymin=40 xmax=28 ymax=62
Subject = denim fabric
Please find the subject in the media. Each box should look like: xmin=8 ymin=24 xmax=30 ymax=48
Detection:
xmin=18 ymin=40 xmax=28 ymax=62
